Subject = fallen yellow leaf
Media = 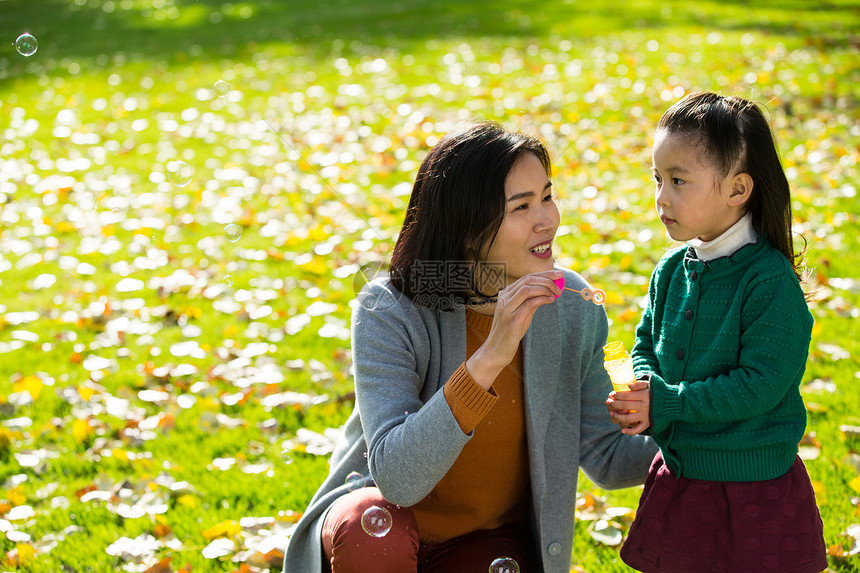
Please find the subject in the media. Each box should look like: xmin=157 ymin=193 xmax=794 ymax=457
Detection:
xmin=177 ymin=494 xmax=200 ymax=508
xmin=12 ymin=375 xmax=42 ymax=401
xmin=7 ymin=486 xmax=25 ymax=506
xmin=72 ymin=418 xmax=94 ymax=444
xmin=14 ymin=543 xmax=36 ymax=567
xmin=849 ymin=475 xmax=860 ymax=494
xmin=201 ymin=519 xmax=241 ymax=540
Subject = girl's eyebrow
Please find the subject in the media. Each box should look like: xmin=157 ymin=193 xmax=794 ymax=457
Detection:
xmin=651 ymin=165 xmax=691 ymax=174
xmin=506 ymin=181 xmax=552 ymax=202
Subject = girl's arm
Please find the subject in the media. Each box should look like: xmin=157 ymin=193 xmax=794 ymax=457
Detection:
xmin=631 ymin=265 xmax=663 ymax=377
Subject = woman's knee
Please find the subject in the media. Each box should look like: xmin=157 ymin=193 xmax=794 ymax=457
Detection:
xmin=322 ymin=487 xmax=419 ymax=572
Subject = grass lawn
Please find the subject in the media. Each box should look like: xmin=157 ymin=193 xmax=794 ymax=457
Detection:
xmin=1 ymin=0 xmax=859 ymax=571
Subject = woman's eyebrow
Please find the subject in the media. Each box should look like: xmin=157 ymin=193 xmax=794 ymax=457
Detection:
xmin=506 ymin=181 xmax=552 ymax=202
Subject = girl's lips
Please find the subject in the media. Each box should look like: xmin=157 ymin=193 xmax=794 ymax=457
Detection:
xmin=661 ymin=216 xmax=676 ymax=225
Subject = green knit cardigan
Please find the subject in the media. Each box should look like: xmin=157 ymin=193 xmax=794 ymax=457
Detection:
xmin=633 ymin=237 xmax=813 ymax=481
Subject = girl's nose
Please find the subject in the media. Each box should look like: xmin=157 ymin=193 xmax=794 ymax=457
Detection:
xmin=655 ymin=185 xmax=669 ymax=207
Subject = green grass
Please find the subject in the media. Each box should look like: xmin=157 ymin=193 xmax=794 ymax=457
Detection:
xmin=1 ymin=0 xmax=859 ymax=570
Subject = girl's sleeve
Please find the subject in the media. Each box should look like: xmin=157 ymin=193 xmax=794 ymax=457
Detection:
xmin=648 ymin=272 xmax=813 ymax=434
xmin=352 ymin=283 xmax=478 ymax=507
xmin=632 ymin=266 xmax=663 ymax=377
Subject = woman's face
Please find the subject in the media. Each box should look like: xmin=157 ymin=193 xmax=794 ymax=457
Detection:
xmin=479 ymin=152 xmax=560 ymax=291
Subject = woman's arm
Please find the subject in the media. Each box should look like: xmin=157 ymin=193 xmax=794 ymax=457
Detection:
xmin=352 ymin=288 xmax=464 ymax=507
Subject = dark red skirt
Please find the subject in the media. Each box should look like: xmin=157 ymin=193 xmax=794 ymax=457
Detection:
xmin=620 ymin=452 xmax=827 ymax=573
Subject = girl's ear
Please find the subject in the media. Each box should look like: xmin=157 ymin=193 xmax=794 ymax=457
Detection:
xmin=727 ymin=172 xmax=753 ymax=207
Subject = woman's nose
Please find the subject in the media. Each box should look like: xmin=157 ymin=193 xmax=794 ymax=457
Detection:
xmin=535 ymin=202 xmax=557 ymax=231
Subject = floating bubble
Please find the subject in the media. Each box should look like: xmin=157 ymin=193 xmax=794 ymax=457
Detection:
xmin=345 ymin=471 xmax=363 ymax=491
xmin=224 ymin=275 xmax=234 ymax=286
xmin=224 ymin=223 xmax=242 ymax=243
xmin=361 ymin=506 xmax=392 ymax=537
xmin=214 ymin=80 xmax=231 ymax=97
xmin=15 ymin=33 xmax=38 ymax=57
xmin=166 ymin=160 xmax=194 ymax=187
xmin=489 ymin=557 xmax=520 ymax=573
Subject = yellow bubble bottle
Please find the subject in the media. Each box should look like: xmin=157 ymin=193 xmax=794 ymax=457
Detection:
xmin=603 ymin=341 xmax=636 ymax=392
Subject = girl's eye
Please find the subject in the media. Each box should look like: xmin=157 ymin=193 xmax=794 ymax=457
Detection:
xmin=672 ymin=177 xmax=684 ymax=185
xmin=653 ymin=174 xmax=662 ymax=183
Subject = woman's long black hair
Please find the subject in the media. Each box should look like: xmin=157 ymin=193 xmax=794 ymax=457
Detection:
xmin=389 ymin=121 xmax=551 ymax=310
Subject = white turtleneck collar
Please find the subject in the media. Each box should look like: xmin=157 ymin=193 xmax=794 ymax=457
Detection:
xmin=688 ymin=211 xmax=758 ymax=262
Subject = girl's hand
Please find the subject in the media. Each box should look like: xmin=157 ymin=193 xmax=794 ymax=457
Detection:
xmin=466 ymin=270 xmax=562 ymax=389
xmin=606 ymin=381 xmax=651 ymax=435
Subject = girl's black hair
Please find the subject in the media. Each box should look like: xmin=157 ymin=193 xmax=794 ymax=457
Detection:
xmin=389 ymin=120 xmax=551 ymax=310
xmin=658 ymin=91 xmax=808 ymax=287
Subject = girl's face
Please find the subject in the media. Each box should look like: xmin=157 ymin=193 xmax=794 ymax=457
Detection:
xmin=479 ymin=152 xmax=559 ymax=290
xmin=652 ymin=130 xmax=746 ymax=242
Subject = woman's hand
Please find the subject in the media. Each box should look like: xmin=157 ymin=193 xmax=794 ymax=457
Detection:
xmin=466 ymin=270 xmax=562 ymax=389
xmin=606 ymin=381 xmax=651 ymax=435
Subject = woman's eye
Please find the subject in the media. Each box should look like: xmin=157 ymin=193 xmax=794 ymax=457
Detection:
xmin=513 ymin=203 xmax=528 ymax=211
xmin=543 ymin=193 xmax=554 ymax=202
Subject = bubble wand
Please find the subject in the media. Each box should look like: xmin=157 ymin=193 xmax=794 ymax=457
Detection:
xmin=553 ymin=277 xmax=606 ymax=305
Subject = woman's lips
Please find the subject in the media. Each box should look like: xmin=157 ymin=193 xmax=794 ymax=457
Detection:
xmin=531 ymin=246 xmax=553 ymax=259
xmin=530 ymin=241 xmax=553 ymax=259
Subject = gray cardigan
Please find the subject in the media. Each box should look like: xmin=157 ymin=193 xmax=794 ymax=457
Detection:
xmin=282 ymin=267 xmax=657 ymax=572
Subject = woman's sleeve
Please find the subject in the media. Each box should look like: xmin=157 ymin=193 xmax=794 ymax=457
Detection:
xmin=649 ymin=272 xmax=813 ymax=434
xmin=352 ymin=284 xmax=481 ymax=507
xmin=577 ymin=303 xmax=658 ymax=489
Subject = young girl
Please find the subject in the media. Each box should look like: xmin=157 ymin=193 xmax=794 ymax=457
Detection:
xmin=607 ymin=92 xmax=827 ymax=573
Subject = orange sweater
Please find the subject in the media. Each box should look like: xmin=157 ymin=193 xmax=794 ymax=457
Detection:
xmin=410 ymin=308 xmax=530 ymax=544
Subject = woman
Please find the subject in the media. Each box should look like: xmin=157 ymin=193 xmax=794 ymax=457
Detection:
xmin=282 ymin=121 xmax=657 ymax=573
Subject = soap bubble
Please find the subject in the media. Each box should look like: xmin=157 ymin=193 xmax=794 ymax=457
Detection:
xmin=15 ymin=33 xmax=38 ymax=57
xmin=345 ymin=471 xmax=363 ymax=491
xmin=214 ymin=80 xmax=231 ymax=97
xmin=224 ymin=223 xmax=242 ymax=243
xmin=489 ymin=557 xmax=520 ymax=573
xmin=361 ymin=506 xmax=392 ymax=537
xmin=166 ymin=160 xmax=194 ymax=187
xmin=224 ymin=275 xmax=234 ymax=286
